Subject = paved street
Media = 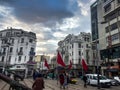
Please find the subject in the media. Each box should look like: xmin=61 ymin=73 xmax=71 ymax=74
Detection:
xmin=0 ymin=78 xmax=120 ymax=90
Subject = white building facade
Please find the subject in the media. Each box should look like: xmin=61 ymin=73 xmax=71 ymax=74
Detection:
xmin=58 ymin=32 xmax=93 ymax=74
xmin=0 ymin=28 xmax=36 ymax=77
xmin=35 ymin=55 xmax=50 ymax=71
xmin=91 ymin=0 xmax=120 ymax=76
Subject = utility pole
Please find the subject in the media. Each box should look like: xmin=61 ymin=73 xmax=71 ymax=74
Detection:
xmin=96 ymin=43 xmax=100 ymax=89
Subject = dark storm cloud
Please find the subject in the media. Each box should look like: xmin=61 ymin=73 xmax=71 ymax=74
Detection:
xmin=0 ymin=0 xmax=74 ymax=24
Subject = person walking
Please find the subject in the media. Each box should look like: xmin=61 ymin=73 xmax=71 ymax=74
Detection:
xmin=83 ymin=75 xmax=87 ymax=88
xmin=59 ymin=73 xmax=65 ymax=89
xmin=33 ymin=69 xmax=38 ymax=81
xmin=32 ymin=74 xmax=45 ymax=90
xmin=63 ymin=72 xmax=69 ymax=89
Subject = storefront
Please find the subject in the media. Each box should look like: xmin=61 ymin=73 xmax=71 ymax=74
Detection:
xmin=106 ymin=65 xmax=120 ymax=77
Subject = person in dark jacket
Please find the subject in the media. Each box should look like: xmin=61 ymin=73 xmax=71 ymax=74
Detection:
xmin=33 ymin=69 xmax=38 ymax=81
xmin=32 ymin=74 xmax=45 ymax=90
xmin=83 ymin=75 xmax=87 ymax=88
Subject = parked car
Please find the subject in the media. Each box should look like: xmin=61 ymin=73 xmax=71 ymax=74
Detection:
xmin=109 ymin=78 xmax=120 ymax=86
xmin=86 ymin=74 xmax=111 ymax=88
xmin=114 ymin=76 xmax=120 ymax=84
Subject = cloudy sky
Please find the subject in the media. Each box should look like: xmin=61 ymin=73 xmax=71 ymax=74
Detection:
xmin=0 ymin=0 xmax=96 ymax=57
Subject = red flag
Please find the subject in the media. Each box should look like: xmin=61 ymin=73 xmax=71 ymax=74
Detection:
xmin=68 ymin=60 xmax=72 ymax=69
xmin=81 ymin=58 xmax=88 ymax=72
xmin=57 ymin=51 xmax=66 ymax=67
xmin=44 ymin=58 xmax=50 ymax=69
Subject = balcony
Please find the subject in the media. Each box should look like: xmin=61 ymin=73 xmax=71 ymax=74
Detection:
xmin=18 ymin=51 xmax=23 ymax=55
xmin=103 ymin=0 xmax=113 ymax=7
xmin=29 ymin=51 xmax=35 ymax=56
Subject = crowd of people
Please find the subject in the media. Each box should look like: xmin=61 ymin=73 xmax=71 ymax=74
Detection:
xmin=32 ymin=69 xmax=88 ymax=90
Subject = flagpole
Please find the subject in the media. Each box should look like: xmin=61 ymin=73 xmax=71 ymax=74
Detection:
xmin=56 ymin=51 xmax=59 ymax=85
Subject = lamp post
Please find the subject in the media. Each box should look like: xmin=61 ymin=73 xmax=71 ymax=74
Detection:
xmin=92 ymin=41 xmax=100 ymax=89
xmin=91 ymin=21 xmax=107 ymax=89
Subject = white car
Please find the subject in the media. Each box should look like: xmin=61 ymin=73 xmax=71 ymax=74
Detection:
xmin=114 ymin=76 xmax=120 ymax=83
xmin=86 ymin=74 xmax=111 ymax=87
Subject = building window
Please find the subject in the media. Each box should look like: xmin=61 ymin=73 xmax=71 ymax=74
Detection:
xmin=3 ymin=48 xmax=6 ymax=53
xmin=2 ymin=39 xmax=8 ymax=44
xmin=104 ymin=3 xmax=111 ymax=12
xmin=11 ymin=38 xmax=14 ymax=43
xmin=104 ymin=0 xmax=108 ymax=2
xmin=29 ymin=39 xmax=33 ymax=43
xmin=105 ymin=12 xmax=116 ymax=21
xmin=21 ymin=38 xmax=24 ymax=43
xmin=29 ymin=56 xmax=33 ymax=61
xmin=86 ymin=44 xmax=89 ymax=48
xmin=105 ymin=22 xmax=118 ymax=33
xmin=20 ymin=47 xmax=23 ymax=52
xmin=72 ymin=44 xmax=73 ymax=48
xmin=24 ymin=56 xmax=26 ymax=62
xmin=79 ymin=51 xmax=81 ymax=55
xmin=8 ymin=56 xmax=11 ymax=62
xmin=1 ymin=56 xmax=4 ymax=62
xmin=111 ymin=23 xmax=117 ymax=31
xmin=87 ymin=38 xmax=90 ymax=42
xmin=118 ymin=0 xmax=120 ymax=3
xmin=111 ymin=33 xmax=119 ymax=41
xmin=84 ymin=37 xmax=86 ymax=41
xmin=30 ymin=47 xmax=34 ymax=51
xmin=79 ymin=44 xmax=81 ymax=48
xmin=18 ymin=56 xmax=21 ymax=62
xmin=17 ymin=66 xmax=21 ymax=68
xmin=6 ymin=32 xmax=11 ymax=37
xmin=0 ymin=33 xmax=2 ymax=37
xmin=9 ymin=47 xmax=13 ymax=53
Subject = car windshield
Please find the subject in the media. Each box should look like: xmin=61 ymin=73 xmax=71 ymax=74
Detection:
xmin=93 ymin=76 xmax=107 ymax=80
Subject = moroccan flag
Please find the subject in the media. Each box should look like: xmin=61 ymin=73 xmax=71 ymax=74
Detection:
xmin=81 ymin=58 xmax=88 ymax=72
xmin=57 ymin=51 xmax=66 ymax=67
xmin=44 ymin=58 xmax=50 ymax=69
xmin=68 ymin=60 xmax=72 ymax=69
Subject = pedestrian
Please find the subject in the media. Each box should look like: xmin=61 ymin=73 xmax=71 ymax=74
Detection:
xmin=83 ymin=75 xmax=87 ymax=88
xmin=33 ymin=69 xmax=38 ymax=81
xmin=63 ymin=72 xmax=68 ymax=89
xmin=59 ymin=73 xmax=65 ymax=89
xmin=32 ymin=74 xmax=45 ymax=90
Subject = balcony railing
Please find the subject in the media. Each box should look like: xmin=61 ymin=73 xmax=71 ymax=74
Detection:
xmin=103 ymin=0 xmax=113 ymax=7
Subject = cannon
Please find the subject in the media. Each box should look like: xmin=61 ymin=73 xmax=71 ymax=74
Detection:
xmin=6 ymin=70 xmax=25 ymax=81
xmin=0 ymin=73 xmax=31 ymax=90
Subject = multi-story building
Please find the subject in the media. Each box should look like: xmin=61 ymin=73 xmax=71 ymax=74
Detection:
xmin=58 ymin=32 xmax=92 ymax=75
xmin=91 ymin=0 xmax=120 ymax=77
xmin=0 ymin=27 xmax=36 ymax=77
xmin=35 ymin=55 xmax=50 ymax=71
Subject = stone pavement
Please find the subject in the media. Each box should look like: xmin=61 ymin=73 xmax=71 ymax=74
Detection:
xmin=0 ymin=78 xmax=120 ymax=90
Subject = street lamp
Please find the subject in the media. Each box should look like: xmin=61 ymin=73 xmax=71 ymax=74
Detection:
xmin=92 ymin=21 xmax=107 ymax=89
